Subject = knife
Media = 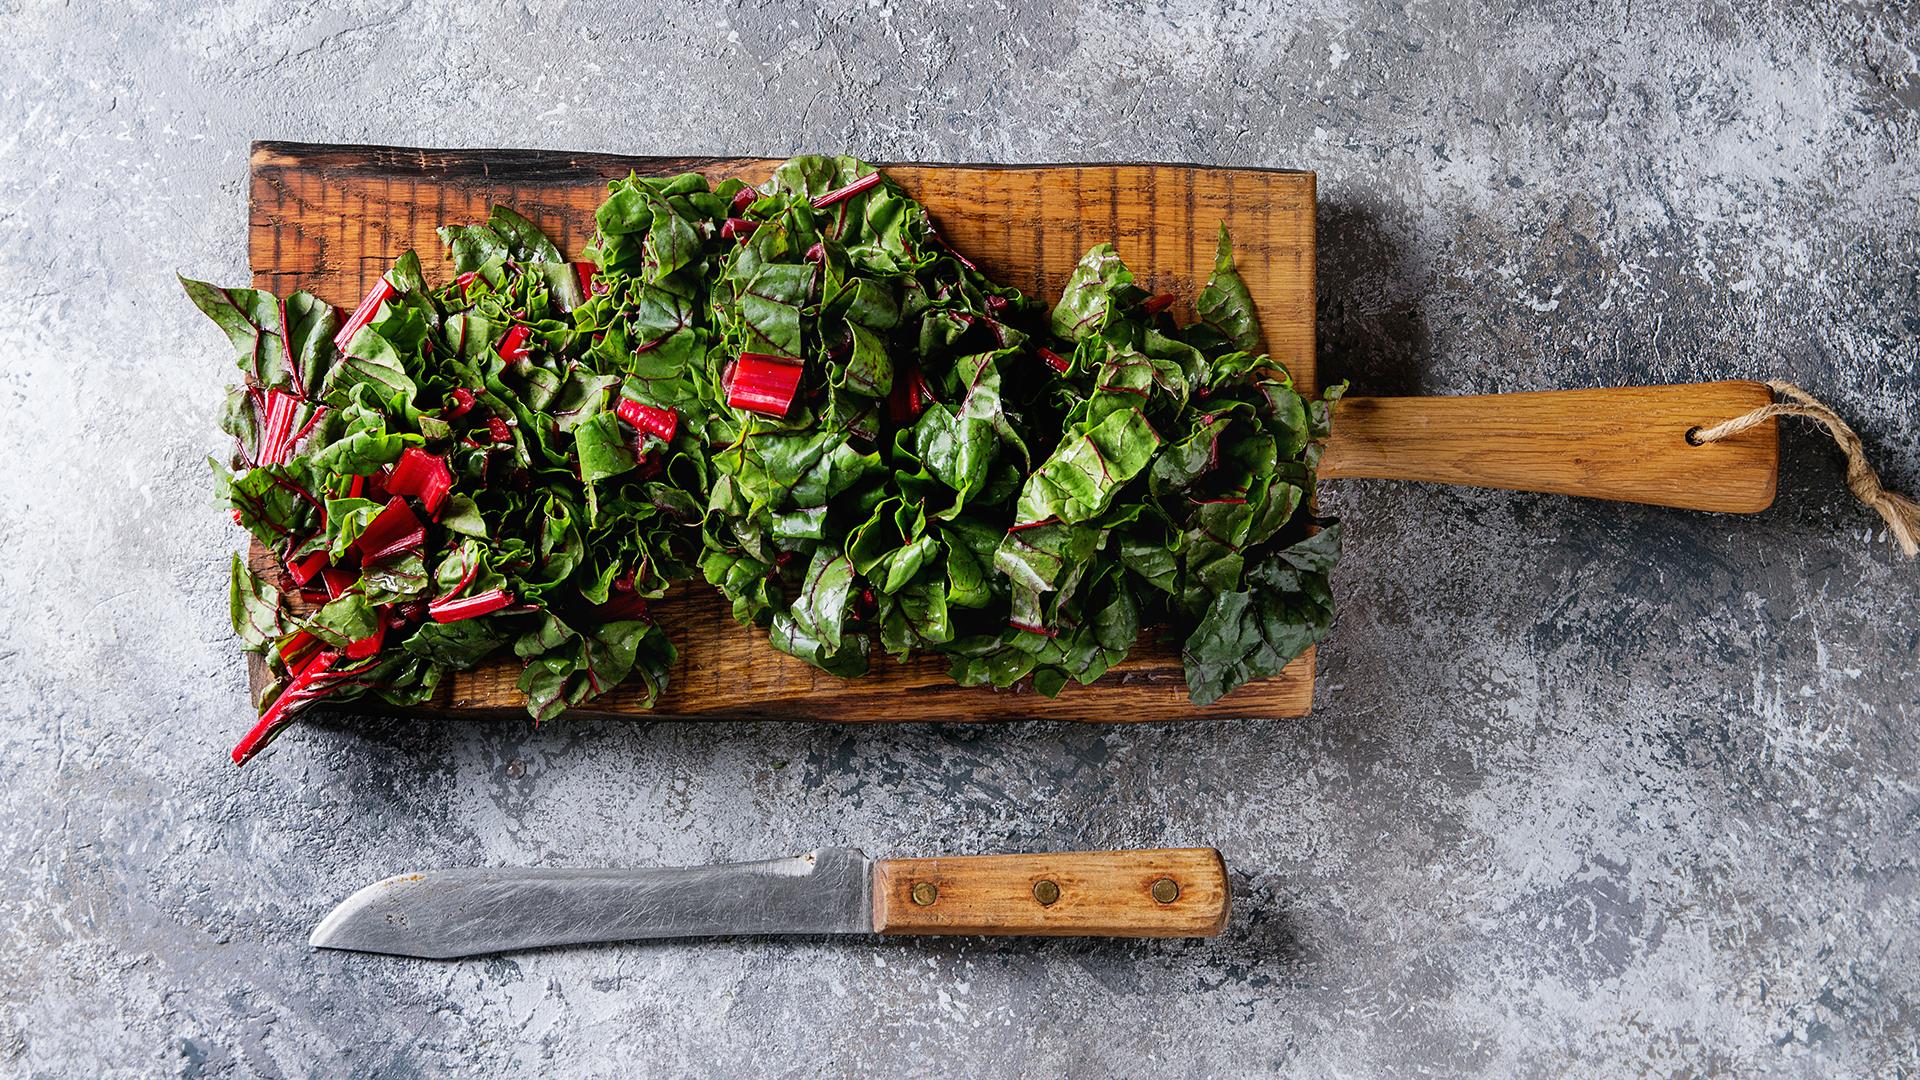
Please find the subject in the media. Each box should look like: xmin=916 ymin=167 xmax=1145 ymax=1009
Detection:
xmin=310 ymin=846 xmax=1230 ymax=957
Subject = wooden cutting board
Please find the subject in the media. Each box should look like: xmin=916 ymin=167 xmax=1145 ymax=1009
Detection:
xmin=245 ymin=143 xmax=1779 ymax=722
xmin=246 ymin=142 xmax=1320 ymax=720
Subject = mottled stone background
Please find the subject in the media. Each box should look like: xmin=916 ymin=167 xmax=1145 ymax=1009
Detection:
xmin=1 ymin=1 xmax=1915 ymax=1076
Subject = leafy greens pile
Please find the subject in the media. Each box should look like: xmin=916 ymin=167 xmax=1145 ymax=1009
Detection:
xmin=192 ymin=156 xmax=1341 ymax=765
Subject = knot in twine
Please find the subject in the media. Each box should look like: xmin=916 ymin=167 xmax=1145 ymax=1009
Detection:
xmin=1690 ymin=380 xmax=1918 ymax=558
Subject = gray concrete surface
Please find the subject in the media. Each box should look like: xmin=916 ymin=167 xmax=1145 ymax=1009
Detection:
xmin=1 ymin=1 xmax=1915 ymax=1076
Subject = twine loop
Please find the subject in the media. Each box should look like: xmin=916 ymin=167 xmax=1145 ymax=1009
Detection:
xmin=1691 ymin=380 xmax=1917 ymax=558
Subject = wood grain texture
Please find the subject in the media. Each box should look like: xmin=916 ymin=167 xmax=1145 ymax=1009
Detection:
xmin=246 ymin=142 xmax=1318 ymax=721
xmin=870 ymin=848 xmax=1230 ymax=937
xmin=1321 ymin=382 xmax=1780 ymax=512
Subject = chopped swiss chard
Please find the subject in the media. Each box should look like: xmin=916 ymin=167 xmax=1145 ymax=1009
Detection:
xmin=195 ymin=156 xmax=1340 ymax=762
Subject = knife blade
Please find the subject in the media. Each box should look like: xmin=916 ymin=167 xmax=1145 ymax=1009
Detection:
xmin=311 ymin=846 xmax=1230 ymax=957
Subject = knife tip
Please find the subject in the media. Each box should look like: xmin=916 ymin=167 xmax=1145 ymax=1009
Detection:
xmin=308 ymin=871 xmax=429 ymax=955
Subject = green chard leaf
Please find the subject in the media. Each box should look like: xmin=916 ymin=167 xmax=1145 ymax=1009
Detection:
xmin=1182 ymin=524 xmax=1341 ymax=705
xmin=229 ymin=553 xmax=288 ymax=652
xmin=1195 ymin=225 xmax=1262 ymax=353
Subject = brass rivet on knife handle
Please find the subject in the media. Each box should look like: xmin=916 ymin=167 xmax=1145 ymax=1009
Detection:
xmin=910 ymin=882 xmax=938 ymax=906
xmin=870 ymin=848 xmax=1229 ymax=938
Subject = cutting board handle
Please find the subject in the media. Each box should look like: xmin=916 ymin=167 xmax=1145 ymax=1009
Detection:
xmin=1317 ymin=380 xmax=1779 ymax=513
xmin=871 ymin=848 xmax=1229 ymax=938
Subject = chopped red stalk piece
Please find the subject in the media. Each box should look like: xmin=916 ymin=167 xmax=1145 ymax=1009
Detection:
xmin=487 ymin=416 xmax=513 ymax=444
xmin=985 ymin=294 xmax=1010 ymax=316
xmin=720 ymin=217 xmax=759 ymax=243
xmin=333 ymin=279 xmax=396 ymax=352
xmin=804 ymin=242 xmax=827 ymax=263
xmin=616 ymin=398 xmax=679 ymax=444
xmin=730 ymin=186 xmax=757 ymax=215
xmin=812 ymin=171 xmax=882 ymax=209
xmin=286 ymin=550 xmax=330 ymax=587
xmin=386 ymin=447 xmax=454 ymax=514
xmin=1037 ymin=347 xmax=1071 ymax=374
xmin=230 ymin=508 xmax=244 ymax=525
xmin=346 ymin=474 xmax=365 ymax=500
xmin=1142 ymin=292 xmax=1177 ymax=316
xmin=445 ymin=387 xmax=477 ymax=418
xmin=429 ymin=588 xmax=515 ymax=623
xmin=727 ymin=353 xmax=806 ymax=417
xmin=278 ymin=629 xmax=320 ymax=665
xmin=573 ymin=261 xmax=603 ymax=295
xmin=351 ymin=497 xmax=425 ymax=565
xmin=496 ymin=325 xmax=532 ymax=364
xmin=455 ymin=270 xmax=480 ymax=293
xmin=319 ymin=567 xmax=357 ymax=600
xmin=345 ymin=616 xmax=387 ymax=660
xmin=254 ymin=388 xmax=301 ymax=465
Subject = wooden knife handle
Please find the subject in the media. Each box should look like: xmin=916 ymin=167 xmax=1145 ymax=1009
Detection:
xmin=1317 ymin=380 xmax=1779 ymax=513
xmin=870 ymin=848 xmax=1230 ymax=938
